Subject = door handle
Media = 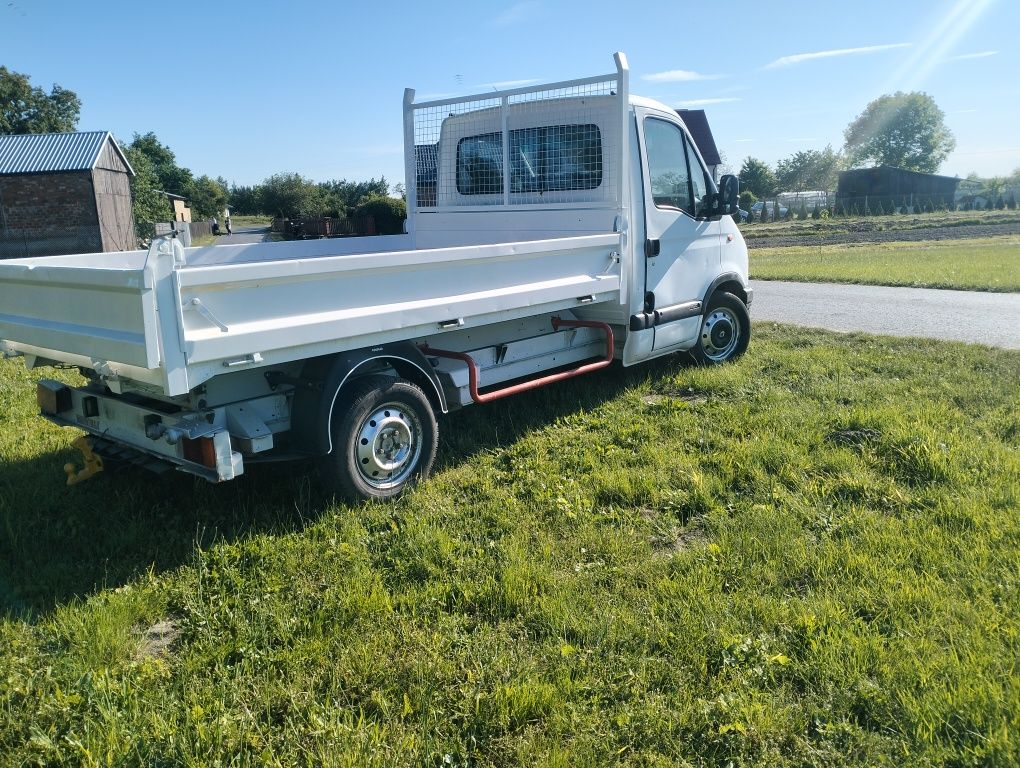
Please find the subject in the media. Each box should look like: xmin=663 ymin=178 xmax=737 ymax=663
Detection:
xmin=645 ymin=239 xmax=661 ymax=258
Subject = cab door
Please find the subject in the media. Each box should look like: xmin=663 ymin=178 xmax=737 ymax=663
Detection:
xmin=637 ymin=110 xmax=722 ymax=351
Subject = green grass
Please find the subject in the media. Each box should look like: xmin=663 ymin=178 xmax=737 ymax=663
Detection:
xmin=2 ymin=327 xmax=1019 ymax=765
xmin=228 ymin=215 xmax=272 ymax=228
xmin=740 ymin=208 xmax=1020 ymax=243
xmin=750 ymin=235 xmax=1020 ymax=292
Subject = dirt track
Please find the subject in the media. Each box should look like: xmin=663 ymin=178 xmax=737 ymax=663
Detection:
xmin=745 ymin=222 xmax=1020 ymax=249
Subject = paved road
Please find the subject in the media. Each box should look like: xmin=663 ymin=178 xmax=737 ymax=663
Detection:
xmin=214 ymin=225 xmax=272 ymax=245
xmin=750 ymin=280 xmax=1020 ymax=350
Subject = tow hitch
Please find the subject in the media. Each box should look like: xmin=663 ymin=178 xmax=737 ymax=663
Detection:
xmin=64 ymin=436 xmax=104 ymax=486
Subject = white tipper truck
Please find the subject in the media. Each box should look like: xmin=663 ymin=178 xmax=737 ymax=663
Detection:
xmin=0 ymin=53 xmax=751 ymax=502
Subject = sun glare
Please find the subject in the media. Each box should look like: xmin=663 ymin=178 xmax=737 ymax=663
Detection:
xmin=885 ymin=0 xmax=996 ymax=91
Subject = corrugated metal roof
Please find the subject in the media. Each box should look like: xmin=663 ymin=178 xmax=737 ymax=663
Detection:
xmin=0 ymin=131 xmax=134 ymax=176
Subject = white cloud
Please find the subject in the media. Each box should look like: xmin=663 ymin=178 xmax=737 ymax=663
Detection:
xmin=949 ymin=50 xmax=998 ymax=61
xmin=642 ymin=69 xmax=724 ymax=83
xmin=675 ymin=97 xmax=741 ymax=107
xmin=765 ymin=43 xmax=912 ymax=69
xmin=733 ymin=139 xmax=755 ymax=143
xmin=493 ymin=1 xmax=541 ymax=27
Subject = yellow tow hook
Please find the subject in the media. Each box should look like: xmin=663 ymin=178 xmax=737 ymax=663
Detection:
xmin=64 ymin=436 xmax=104 ymax=486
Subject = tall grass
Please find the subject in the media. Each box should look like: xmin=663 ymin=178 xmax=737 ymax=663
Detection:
xmin=1 ymin=326 xmax=1018 ymax=765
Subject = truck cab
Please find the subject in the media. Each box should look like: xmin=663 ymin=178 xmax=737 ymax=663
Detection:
xmin=408 ymin=56 xmax=750 ymax=364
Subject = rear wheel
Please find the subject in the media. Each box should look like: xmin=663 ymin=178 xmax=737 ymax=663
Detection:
xmin=321 ymin=375 xmax=438 ymax=503
xmin=689 ymin=291 xmax=750 ymax=365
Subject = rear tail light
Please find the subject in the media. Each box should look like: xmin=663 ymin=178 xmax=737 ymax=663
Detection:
xmin=37 ymin=380 xmax=72 ymax=415
xmin=182 ymin=436 xmax=217 ymax=468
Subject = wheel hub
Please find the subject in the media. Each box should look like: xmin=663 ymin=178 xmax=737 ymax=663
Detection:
xmin=355 ymin=405 xmax=422 ymax=489
xmin=710 ymin=318 xmax=733 ymax=348
xmin=700 ymin=308 xmax=741 ymax=361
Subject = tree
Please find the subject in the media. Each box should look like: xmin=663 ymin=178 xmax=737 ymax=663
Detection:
xmin=260 ymin=172 xmax=324 ymax=219
xmin=318 ymin=177 xmax=390 ymax=217
xmin=187 ymin=175 xmax=228 ymax=219
xmin=227 ymin=183 xmax=263 ymax=216
xmin=843 ymin=92 xmax=955 ymax=173
xmin=982 ymin=176 xmax=1008 ymax=201
xmin=128 ymin=132 xmax=193 ymax=196
xmin=0 ymin=66 xmax=80 ymax=134
xmin=775 ymin=145 xmax=842 ymax=192
xmin=738 ymin=157 xmax=778 ymax=199
xmin=121 ymin=143 xmax=171 ymax=239
xmin=354 ymin=195 xmax=406 ymax=235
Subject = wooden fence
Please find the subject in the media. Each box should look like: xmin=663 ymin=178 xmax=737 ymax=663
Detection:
xmin=271 ymin=216 xmax=375 ymax=239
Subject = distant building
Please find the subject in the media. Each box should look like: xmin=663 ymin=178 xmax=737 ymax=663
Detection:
xmin=676 ymin=109 xmax=722 ymax=181
xmin=836 ymin=166 xmax=960 ymax=211
xmin=0 ymin=131 xmax=135 ymax=258
xmin=163 ymin=191 xmax=192 ymax=223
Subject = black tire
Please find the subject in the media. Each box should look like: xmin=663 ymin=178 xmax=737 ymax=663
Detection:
xmin=320 ymin=375 xmax=438 ymax=503
xmin=689 ymin=291 xmax=750 ymax=365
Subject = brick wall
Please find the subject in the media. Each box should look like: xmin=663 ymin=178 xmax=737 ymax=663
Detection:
xmin=0 ymin=172 xmax=103 ymax=257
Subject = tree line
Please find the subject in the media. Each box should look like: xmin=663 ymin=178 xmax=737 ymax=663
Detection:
xmin=0 ymin=67 xmax=402 ymax=235
xmin=735 ymin=91 xmax=963 ymax=205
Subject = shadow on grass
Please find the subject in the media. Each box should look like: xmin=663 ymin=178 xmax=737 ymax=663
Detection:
xmin=0 ymin=355 xmax=684 ymax=620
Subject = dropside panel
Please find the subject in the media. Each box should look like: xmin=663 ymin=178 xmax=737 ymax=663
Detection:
xmin=0 ymin=255 xmax=159 ymax=369
xmin=174 ymin=235 xmax=623 ymax=369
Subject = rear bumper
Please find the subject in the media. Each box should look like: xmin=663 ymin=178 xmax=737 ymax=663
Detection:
xmin=38 ymin=380 xmax=243 ymax=482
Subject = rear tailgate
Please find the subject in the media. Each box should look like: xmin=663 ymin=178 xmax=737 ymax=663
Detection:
xmin=0 ymin=250 xmax=160 ymax=370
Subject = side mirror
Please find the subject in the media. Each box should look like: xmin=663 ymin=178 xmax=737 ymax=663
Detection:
xmin=719 ymin=174 xmax=740 ymax=216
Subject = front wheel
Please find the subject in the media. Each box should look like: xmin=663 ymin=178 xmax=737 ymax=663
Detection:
xmin=321 ymin=375 xmax=438 ymax=503
xmin=689 ymin=291 xmax=750 ymax=365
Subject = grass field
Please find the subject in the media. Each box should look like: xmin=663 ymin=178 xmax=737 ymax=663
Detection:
xmin=740 ymin=208 xmax=1020 ymax=243
xmin=228 ymin=215 xmax=272 ymax=228
xmin=1 ymin=327 xmax=1018 ymax=765
xmin=750 ymin=235 xmax=1020 ymax=292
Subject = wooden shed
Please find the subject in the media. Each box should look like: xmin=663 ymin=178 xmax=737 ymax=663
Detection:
xmin=0 ymin=131 xmax=136 ymax=258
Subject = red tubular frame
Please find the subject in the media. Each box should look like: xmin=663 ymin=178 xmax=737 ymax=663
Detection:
xmin=420 ymin=317 xmax=615 ymax=404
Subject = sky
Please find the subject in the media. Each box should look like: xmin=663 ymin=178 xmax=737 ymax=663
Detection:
xmin=2 ymin=0 xmax=1016 ymax=189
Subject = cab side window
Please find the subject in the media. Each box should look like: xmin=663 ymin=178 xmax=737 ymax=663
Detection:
xmin=644 ymin=118 xmax=693 ymax=214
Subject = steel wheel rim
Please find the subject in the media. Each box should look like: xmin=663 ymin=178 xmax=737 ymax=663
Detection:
xmin=700 ymin=307 xmax=740 ymax=362
xmin=354 ymin=402 xmax=422 ymax=489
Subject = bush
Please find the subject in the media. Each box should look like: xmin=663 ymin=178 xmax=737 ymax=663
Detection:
xmin=1007 ymin=192 xmax=1017 ymax=210
xmin=738 ymin=191 xmax=757 ymax=211
xmin=811 ymin=202 xmax=821 ymax=219
xmin=353 ymin=195 xmax=407 ymax=235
